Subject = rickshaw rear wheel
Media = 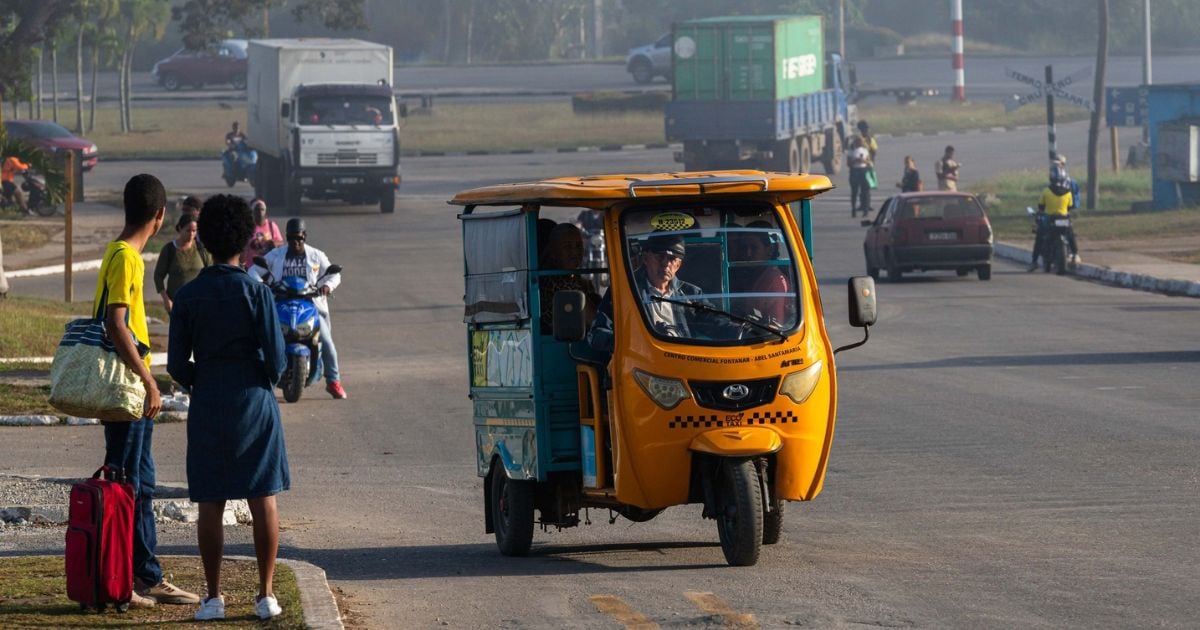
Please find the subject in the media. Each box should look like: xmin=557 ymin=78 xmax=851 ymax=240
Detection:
xmin=715 ymin=458 xmax=763 ymax=566
xmin=491 ymin=470 xmax=534 ymax=556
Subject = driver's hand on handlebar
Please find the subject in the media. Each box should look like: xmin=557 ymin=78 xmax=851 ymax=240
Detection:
xmin=319 ymin=285 xmax=331 ymax=296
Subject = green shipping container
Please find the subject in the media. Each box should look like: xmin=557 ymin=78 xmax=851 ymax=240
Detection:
xmin=673 ymin=15 xmax=825 ymax=102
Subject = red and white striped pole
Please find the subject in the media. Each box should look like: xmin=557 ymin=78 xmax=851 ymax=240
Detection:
xmin=951 ymin=0 xmax=966 ymax=102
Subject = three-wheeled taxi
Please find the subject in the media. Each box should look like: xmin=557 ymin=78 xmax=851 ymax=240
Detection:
xmin=453 ymin=171 xmax=876 ymax=566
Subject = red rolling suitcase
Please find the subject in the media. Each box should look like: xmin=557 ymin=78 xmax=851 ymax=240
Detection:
xmin=65 ymin=465 xmax=134 ymax=612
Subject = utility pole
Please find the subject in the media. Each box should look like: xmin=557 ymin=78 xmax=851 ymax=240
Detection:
xmin=837 ymin=0 xmax=845 ymax=58
xmin=1142 ymin=0 xmax=1152 ymax=143
xmin=951 ymin=0 xmax=965 ymax=102
xmin=593 ymin=0 xmax=604 ymax=60
xmin=1044 ymin=65 xmax=1057 ymax=163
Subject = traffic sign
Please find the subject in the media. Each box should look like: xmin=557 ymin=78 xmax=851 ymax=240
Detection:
xmin=1106 ymin=86 xmax=1149 ymax=127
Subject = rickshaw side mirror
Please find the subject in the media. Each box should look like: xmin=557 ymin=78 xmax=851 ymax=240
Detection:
xmin=553 ymin=290 xmax=588 ymax=342
xmin=848 ymin=276 xmax=877 ymax=327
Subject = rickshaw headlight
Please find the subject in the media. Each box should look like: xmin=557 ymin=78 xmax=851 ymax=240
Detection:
xmin=779 ymin=360 xmax=823 ymax=405
xmin=633 ymin=369 xmax=690 ymax=410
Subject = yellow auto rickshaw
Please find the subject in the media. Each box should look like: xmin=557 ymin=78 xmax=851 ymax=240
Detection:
xmin=454 ymin=171 xmax=875 ymax=566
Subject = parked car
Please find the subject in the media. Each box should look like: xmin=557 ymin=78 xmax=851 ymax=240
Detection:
xmin=4 ymin=119 xmax=99 ymax=171
xmin=626 ymin=33 xmax=672 ymax=84
xmin=151 ymin=39 xmax=248 ymax=91
xmin=862 ymin=191 xmax=993 ymax=281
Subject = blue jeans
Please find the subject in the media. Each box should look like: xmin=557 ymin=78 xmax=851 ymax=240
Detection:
xmin=103 ymin=418 xmax=162 ymax=586
xmin=319 ymin=310 xmax=339 ymax=383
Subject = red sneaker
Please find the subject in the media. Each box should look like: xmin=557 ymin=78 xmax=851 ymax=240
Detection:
xmin=325 ymin=381 xmax=348 ymax=399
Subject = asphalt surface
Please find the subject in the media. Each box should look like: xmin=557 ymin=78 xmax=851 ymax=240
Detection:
xmin=4 ymin=122 xmax=1200 ymax=628
xmin=37 ymin=53 xmax=1200 ymax=109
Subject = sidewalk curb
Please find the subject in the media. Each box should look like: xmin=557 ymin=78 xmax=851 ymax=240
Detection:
xmin=994 ymin=241 xmax=1200 ymax=298
xmin=6 ymin=252 xmax=159 ymax=278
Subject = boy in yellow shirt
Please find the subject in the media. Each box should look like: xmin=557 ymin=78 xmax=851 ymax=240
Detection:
xmin=96 ymin=174 xmax=199 ymax=607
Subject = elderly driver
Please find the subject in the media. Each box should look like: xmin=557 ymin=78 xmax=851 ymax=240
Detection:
xmin=587 ymin=234 xmax=707 ymax=356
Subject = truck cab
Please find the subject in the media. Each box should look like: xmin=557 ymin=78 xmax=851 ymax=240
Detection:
xmin=246 ymin=38 xmax=401 ymax=214
xmin=283 ymin=83 xmax=401 ymax=212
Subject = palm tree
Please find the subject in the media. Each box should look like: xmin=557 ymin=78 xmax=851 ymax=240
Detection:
xmin=117 ymin=0 xmax=170 ymax=133
xmin=89 ymin=1 xmax=122 ymax=132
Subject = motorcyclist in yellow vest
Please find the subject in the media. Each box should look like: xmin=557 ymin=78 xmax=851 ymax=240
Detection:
xmin=1030 ymin=177 xmax=1078 ymax=271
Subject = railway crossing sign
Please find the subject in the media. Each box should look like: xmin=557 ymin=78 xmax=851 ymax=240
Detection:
xmin=1005 ymin=66 xmax=1095 ymax=113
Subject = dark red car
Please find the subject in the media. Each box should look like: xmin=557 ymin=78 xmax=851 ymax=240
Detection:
xmin=862 ymin=191 xmax=993 ymax=281
xmin=151 ymin=39 xmax=248 ymax=91
xmin=4 ymin=119 xmax=99 ymax=171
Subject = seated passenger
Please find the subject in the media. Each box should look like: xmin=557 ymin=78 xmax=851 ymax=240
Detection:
xmin=730 ymin=221 xmax=790 ymax=324
xmin=539 ymin=223 xmax=596 ymax=334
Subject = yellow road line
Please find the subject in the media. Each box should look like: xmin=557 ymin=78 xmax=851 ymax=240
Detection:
xmin=590 ymin=595 xmax=660 ymax=630
xmin=684 ymin=591 xmax=759 ymax=629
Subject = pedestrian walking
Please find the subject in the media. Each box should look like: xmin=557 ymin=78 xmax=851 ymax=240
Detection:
xmin=847 ymin=136 xmax=872 ymax=217
xmin=167 ymin=194 xmax=289 ymax=622
xmin=896 ymin=156 xmax=922 ymax=192
xmin=153 ymin=214 xmax=211 ymax=314
xmin=241 ymin=198 xmax=282 ymax=268
xmin=935 ymin=145 xmax=960 ymax=191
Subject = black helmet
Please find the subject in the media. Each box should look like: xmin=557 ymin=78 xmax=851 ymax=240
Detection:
xmin=286 ymin=218 xmax=306 ymax=236
xmin=857 ymin=120 xmax=869 ymax=133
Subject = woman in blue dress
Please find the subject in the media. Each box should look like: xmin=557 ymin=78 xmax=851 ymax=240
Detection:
xmin=167 ymin=194 xmax=289 ymax=621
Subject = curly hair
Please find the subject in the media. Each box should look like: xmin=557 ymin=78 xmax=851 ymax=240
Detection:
xmin=197 ymin=194 xmax=254 ymax=261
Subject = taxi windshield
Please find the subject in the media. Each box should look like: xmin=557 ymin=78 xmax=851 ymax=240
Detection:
xmin=621 ymin=203 xmax=801 ymax=344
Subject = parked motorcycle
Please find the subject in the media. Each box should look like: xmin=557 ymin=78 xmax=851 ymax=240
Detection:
xmin=254 ymin=257 xmax=343 ymax=403
xmin=222 ymin=139 xmax=258 ymax=188
xmin=1 ymin=170 xmax=56 ymax=217
xmin=1027 ymin=206 xmax=1075 ymax=275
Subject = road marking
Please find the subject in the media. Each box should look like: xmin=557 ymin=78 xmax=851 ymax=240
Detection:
xmin=590 ymin=595 xmax=659 ymax=629
xmin=684 ymin=591 xmax=759 ymax=629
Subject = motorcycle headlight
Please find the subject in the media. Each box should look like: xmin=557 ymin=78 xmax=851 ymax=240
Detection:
xmin=778 ymin=360 xmax=823 ymax=405
xmin=633 ymin=368 xmax=690 ymax=410
xmin=295 ymin=320 xmax=314 ymax=338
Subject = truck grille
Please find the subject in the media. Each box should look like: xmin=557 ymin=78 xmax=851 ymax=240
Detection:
xmin=316 ymin=151 xmax=378 ymax=166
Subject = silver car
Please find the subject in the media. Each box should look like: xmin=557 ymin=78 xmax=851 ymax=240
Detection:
xmin=625 ymin=33 xmax=672 ymax=84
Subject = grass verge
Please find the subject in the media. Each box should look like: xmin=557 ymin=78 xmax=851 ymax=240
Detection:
xmin=0 ymin=555 xmax=303 ymax=628
xmin=71 ymin=99 xmax=1091 ymax=159
xmin=858 ymin=100 xmax=1090 ymax=135
xmin=971 ymin=167 xmax=1200 ymax=263
xmin=0 ymin=383 xmax=55 ymax=415
xmin=0 ymin=220 xmax=60 ymax=253
xmin=0 ymin=297 xmax=91 ymax=358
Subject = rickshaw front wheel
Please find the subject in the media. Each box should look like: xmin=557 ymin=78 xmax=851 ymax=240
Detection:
xmin=762 ymin=497 xmax=784 ymax=545
xmin=715 ymin=458 xmax=763 ymax=566
xmin=491 ymin=470 xmax=534 ymax=556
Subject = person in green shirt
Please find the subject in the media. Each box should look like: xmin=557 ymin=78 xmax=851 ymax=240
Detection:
xmin=153 ymin=213 xmax=211 ymax=314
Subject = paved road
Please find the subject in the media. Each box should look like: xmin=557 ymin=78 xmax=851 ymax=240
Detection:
xmin=4 ymin=123 xmax=1200 ymax=628
xmin=40 ymin=53 xmax=1200 ymax=109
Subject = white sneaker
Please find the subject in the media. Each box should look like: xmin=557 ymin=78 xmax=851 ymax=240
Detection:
xmin=194 ymin=595 xmax=225 ymax=621
xmin=256 ymin=594 xmax=283 ymax=619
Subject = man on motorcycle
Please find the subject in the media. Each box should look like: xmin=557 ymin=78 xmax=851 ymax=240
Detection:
xmin=250 ymin=218 xmax=347 ymax=399
xmin=1030 ymin=175 xmax=1078 ymax=272
xmin=2 ymin=155 xmax=31 ymax=215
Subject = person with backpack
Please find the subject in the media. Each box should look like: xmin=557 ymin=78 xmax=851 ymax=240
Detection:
xmin=154 ymin=214 xmax=211 ymax=315
xmin=241 ymin=198 xmax=283 ymax=268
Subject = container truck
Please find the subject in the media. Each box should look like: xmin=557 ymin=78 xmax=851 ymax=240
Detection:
xmin=665 ymin=15 xmax=856 ymax=175
xmin=247 ymin=38 xmax=401 ymax=213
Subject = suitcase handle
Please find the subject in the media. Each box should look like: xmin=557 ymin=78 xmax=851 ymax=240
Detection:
xmin=92 ymin=465 xmax=127 ymax=484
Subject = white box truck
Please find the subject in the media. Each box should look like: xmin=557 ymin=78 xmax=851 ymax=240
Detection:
xmin=247 ymin=38 xmax=400 ymax=213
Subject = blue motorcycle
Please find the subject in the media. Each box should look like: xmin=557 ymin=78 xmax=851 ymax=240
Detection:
xmin=254 ymin=258 xmax=343 ymax=403
xmin=222 ymin=139 xmax=258 ymax=188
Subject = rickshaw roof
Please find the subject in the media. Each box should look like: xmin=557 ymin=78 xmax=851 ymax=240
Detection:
xmin=450 ymin=171 xmax=834 ymax=209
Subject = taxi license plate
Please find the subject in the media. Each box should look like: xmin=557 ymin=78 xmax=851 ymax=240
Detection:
xmin=928 ymin=231 xmax=958 ymax=241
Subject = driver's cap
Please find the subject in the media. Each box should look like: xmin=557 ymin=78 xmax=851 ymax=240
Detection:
xmin=286 ymin=218 xmax=306 ymax=236
xmin=644 ymin=234 xmax=685 ymax=259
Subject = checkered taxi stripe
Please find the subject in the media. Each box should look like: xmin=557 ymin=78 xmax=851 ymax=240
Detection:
xmin=669 ymin=410 xmax=797 ymax=429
